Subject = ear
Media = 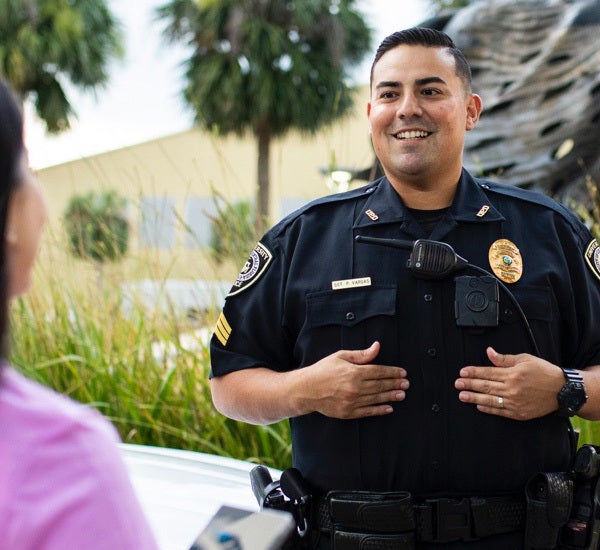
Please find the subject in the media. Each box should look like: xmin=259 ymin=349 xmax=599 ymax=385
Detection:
xmin=465 ymin=93 xmax=483 ymax=131
xmin=367 ymin=101 xmax=373 ymax=134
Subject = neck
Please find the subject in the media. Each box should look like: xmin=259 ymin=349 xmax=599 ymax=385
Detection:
xmin=387 ymin=177 xmax=458 ymax=209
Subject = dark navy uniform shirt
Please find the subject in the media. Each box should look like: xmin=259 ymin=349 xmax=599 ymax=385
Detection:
xmin=210 ymin=169 xmax=600 ymax=500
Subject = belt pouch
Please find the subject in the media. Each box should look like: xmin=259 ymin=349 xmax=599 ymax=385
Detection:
xmin=525 ymin=472 xmax=573 ymax=549
xmin=328 ymin=491 xmax=415 ymax=550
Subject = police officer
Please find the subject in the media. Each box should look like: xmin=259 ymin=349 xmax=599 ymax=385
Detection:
xmin=209 ymin=27 xmax=600 ymax=549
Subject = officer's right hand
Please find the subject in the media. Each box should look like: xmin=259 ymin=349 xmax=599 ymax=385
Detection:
xmin=300 ymin=341 xmax=409 ymax=419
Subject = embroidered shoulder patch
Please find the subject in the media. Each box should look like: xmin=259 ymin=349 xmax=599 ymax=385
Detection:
xmin=227 ymin=242 xmax=273 ymax=297
xmin=585 ymin=239 xmax=600 ymax=282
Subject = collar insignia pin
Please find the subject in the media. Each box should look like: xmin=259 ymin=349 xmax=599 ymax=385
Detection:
xmin=365 ymin=209 xmax=379 ymax=221
xmin=476 ymin=205 xmax=490 ymax=218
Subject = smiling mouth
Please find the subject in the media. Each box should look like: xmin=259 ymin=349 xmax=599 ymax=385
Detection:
xmin=393 ymin=130 xmax=431 ymax=140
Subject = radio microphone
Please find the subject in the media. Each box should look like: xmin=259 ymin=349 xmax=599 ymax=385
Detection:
xmin=355 ymin=235 xmax=469 ymax=280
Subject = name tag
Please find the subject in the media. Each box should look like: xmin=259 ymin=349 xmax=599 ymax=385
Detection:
xmin=331 ymin=277 xmax=372 ymax=290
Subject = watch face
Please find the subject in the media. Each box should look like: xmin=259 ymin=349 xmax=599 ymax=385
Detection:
xmin=559 ymin=381 xmax=587 ymax=415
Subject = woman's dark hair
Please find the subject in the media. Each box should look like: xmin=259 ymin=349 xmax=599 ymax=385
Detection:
xmin=370 ymin=27 xmax=473 ymax=93
xmin=0 ymin=80 xmax=25 ymax=356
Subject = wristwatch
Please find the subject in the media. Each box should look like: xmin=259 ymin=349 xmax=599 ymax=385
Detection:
xmin=556 ymin=368 xmax=588 ymax=417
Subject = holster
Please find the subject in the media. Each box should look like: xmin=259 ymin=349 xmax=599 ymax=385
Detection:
xmin=525 ymin=472 xmax=573 ymax=549
xmin=327 ymin=491 xmax=416 ymax=550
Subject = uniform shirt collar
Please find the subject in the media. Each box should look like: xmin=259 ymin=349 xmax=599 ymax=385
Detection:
xmin=353 ymin=169 xmax=504 ymax=229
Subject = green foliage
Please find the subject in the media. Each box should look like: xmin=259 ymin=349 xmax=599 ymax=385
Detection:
xmin=7 ymin=229 xmax=600 ymax=471
xmin=157 ymin=0 xmax=370 ymax=136
xmin=209 ymin=197 xmax=257 ymax=265
xmin=0 ymin=0 xmax=123 ymax=132
xmin=429 ymin=0 xmax=472 ymax=11
xmin=156 ymin=0 xmax=372 ymax=225
xmin=573 ymin=417 xmax=600 ymax=450
xmin=64 ymin=190 xmax=129 ymax=262
xmin=9 ymin=249 xmax=292 ymax=469
xmin=570 ymin=173 xmax=600 ymax=241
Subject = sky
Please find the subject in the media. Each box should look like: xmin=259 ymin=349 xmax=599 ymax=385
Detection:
xmin=24 ymin=0 xmax=430 ymax=169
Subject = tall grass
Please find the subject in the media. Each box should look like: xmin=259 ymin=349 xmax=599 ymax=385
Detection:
xmin=8 ymin=191 xmax=599 ymax=479
xmin=8 ymin=230 xmax=291 ymax=470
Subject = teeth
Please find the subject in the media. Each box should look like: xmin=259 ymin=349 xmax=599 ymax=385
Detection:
xmin=395 ymin=130 xmax=429 ymax=139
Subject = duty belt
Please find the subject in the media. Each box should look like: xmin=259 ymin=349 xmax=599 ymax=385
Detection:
xmin=313 ymin=492 xmax=526 ymax=545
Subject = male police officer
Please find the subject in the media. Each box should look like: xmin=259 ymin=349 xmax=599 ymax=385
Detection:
xmin=209 ymin=28 xmax=600 ymax=548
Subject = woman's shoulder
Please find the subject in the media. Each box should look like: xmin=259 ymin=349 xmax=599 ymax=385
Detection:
xmin=0 ymin=365 xmax=119 ymax=446
xmin=0 ymin=366 xmax=159 ymax=549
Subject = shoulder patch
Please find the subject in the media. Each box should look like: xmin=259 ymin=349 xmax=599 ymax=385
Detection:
xmin=585 ymin=239 xmax=600 ymax=281
xmin=227 ymin=242 xmax=273 ymax=296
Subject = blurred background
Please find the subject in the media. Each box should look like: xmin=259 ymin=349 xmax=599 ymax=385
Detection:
xmin=2 ymin=0 xmax=599 ymax=477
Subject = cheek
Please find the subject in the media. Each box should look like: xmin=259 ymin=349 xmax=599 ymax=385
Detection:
xmin=7 ymin=201 xmax=47 ymax=298
xmin=368 ymin=104 xmax=393 ymax=129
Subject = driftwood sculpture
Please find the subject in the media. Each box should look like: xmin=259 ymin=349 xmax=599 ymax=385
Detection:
xmin=423 ymin=0 xmax=600 ymax=202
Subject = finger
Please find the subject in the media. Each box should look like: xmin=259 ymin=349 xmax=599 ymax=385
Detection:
xmin=351 ymin=404 xmax=395 ymax=418
xmin=355 ymin=387 xmax=407 ymax=406
xmin=475 ymin=403 xmax=510 ymax=418
xmin=458 ymin=365 xmax=507 ymax=383
xmin=362 ymin=377 xmax=409 ymax=396
xmin=341 ymin=341 xmax=381 ymax=364
xmin=364 ymin=365 xmax=408 ymax=381
xmin=487 ymin=346 xmax=516 ymax=368
xmin=456 ymin=377 xmax=502 ymax=395
xmin=459 ymin=391 xmax=508 ymax=411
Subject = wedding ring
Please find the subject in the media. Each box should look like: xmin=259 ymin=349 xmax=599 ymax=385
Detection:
xmin=498 ymin=396 xmax=504 ymax=409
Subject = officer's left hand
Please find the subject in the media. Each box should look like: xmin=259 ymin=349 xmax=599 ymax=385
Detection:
xmin=454 ymin=347 xmax=564 ymax=420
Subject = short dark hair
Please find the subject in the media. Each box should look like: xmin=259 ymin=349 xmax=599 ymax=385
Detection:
xmin=370 ymin=27 xmax=473 ymax=92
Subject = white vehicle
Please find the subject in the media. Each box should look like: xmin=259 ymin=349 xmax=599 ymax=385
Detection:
xmin=120 ymin=444 xmax=291 ymax=550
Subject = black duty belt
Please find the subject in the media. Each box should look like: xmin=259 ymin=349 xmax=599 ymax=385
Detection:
xmin=313 ymin=492 xmax=526 ymax=545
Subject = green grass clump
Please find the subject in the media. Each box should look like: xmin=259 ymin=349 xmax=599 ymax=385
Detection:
xmin=7 ymin=224 xmax=599 ymax=475
xmin=8 ymin=240 xmax=291 ymax=470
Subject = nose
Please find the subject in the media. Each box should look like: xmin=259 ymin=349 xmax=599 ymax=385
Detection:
xmin=397 ymin=91 xmax=423 ymax=118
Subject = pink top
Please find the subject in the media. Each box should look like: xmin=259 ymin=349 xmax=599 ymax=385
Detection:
xmin=0 ymin=366 xmax=159 ymax=549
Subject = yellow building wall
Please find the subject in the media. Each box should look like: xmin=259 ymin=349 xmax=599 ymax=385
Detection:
xmin=36 ymin=85 xmax=373 ymax=253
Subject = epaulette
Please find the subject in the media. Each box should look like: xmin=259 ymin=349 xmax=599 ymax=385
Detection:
xmin=475 ymin=177 xmax=582 ymax=231
xmin=271 ymin=178 xmax=384 ymax=238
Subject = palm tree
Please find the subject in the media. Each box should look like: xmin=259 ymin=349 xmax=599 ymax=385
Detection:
xmin=0 ymin=0 xmax=123 ymax=132
xmin=156 ymin=0 xmax=372 ymax=232
xmin=429 ymin=0 xmax=472 ymax=10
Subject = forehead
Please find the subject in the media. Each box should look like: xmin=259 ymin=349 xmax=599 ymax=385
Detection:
xmin=372 ymin=44 xmax=458 ymax=85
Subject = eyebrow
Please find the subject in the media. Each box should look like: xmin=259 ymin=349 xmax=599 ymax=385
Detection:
xmin=375 ymin=76 xmax=448 ymax=90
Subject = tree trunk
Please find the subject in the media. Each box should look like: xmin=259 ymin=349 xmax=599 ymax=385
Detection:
xmin=256 ymin=125 xmax=271 ymax=236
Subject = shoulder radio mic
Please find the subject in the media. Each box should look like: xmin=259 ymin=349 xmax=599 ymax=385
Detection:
xmin=354 ymin=235 xmax=469 ymax=280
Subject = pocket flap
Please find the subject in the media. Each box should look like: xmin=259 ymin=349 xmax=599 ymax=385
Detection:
xmin=306 ymin=286 xmax=396 ymax=328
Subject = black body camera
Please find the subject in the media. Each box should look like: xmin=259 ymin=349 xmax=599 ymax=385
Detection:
xmin=454 ymin=275 xmax=500 ymax=327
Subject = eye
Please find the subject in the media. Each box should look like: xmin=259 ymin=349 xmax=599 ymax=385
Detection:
xmin=422 ymin=88 xmax=441 ymax=96
xmin=379 ymin=90 xmax=398 ymax=100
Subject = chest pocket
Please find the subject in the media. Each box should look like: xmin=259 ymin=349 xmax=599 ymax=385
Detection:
xmin=303 ymin=286 xmax=399 ymax=363
xmin=501 ymin=284 xmax=559 ymax=359
xmin=500 ymin=285 xmax=554 ymax=324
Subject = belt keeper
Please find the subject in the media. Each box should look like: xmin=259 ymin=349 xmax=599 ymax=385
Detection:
xmin=328 ymin=490 xmax=415 ymax=533
xmin=333 ymin=529 xmax=415 ymax=550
